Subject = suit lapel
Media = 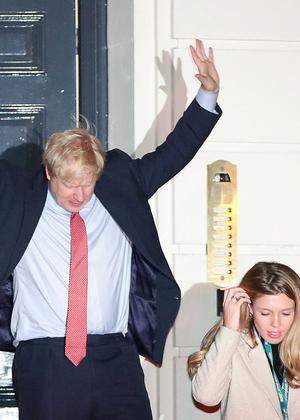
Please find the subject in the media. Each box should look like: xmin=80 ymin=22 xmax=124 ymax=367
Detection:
xmin=238 ymin=333 xmax=282 ymax=418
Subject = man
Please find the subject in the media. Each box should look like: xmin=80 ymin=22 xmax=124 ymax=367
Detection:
xmin=0 ymin=39 xmax=221 ymax=419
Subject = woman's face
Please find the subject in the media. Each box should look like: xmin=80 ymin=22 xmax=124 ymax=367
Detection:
xmin=252 ymin=293 xmax=295 ymax=344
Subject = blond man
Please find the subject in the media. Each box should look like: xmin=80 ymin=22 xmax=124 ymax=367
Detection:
xmin=0 ymin=40 xmax=221 ymax=420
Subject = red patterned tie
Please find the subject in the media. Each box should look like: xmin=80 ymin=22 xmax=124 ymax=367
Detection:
xmin=65 ymin=213 xmax=88 ymax=366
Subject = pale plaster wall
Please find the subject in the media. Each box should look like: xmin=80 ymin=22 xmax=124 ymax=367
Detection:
xmin=109 ymin=1 xmax=300 ymax=418
xmin=107 ymin=0 xmax=134 ymax=154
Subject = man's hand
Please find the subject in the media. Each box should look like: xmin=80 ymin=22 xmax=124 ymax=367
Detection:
xmin=190 ymin=39 xmax=219 ymax=92
xmin=222 ymin=287 xmax=251 ymax=332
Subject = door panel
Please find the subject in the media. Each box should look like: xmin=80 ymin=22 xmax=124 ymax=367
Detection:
xmin=0 ymin=0 xmax=76 ymax=168
xmin=0 ymin=1 xmax=76 ymax=415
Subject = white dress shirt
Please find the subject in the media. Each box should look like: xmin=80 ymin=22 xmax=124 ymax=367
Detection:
xmin=11 ymin=190 xmax=132 ymax=345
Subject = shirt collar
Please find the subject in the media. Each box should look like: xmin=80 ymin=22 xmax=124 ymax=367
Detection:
xmin=45 ymin=186 xmax=96 ymax=217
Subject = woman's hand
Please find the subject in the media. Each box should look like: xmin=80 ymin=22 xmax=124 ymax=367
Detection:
xmin=222 ymin=287 xmax=251 ymax=332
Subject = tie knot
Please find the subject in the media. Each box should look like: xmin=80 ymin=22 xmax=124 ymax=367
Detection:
xmin=70 ymin=213 xmax=86 ymax=236
xmin=71 ymin=213 xmax=85 ymax=227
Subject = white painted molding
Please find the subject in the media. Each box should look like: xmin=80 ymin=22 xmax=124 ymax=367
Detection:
xmin=172 ymin=244 xmax=300 ymax=256
xmin=203 ymin=142 xmax=300 ymax=152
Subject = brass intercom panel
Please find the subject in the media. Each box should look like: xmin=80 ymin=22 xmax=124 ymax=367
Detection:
xmin=207 ymin=160 xmax=237 ymax=288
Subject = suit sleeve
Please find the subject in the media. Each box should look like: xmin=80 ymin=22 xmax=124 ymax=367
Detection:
xmin=132 ymin=99 xmax=222 ymax=199
xmin=192 ymin=326 xmax=241 ymax=406
xmin=0 ymin=160 xmax=11 ymax=208
xmin=0 ymin=160 xmax=27 ymax=214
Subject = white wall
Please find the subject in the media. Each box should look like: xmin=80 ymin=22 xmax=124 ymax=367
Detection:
xmin=110 ymin=1 xmax=300 ymax=418
xmin=107 ymin=0 xmax=134 ymax=154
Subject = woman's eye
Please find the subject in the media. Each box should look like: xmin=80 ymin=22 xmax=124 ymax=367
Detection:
xmin=261 ymin=313 xmax=269 ymax=316
xmin=282 ymin=312 xmax=292 ymax=316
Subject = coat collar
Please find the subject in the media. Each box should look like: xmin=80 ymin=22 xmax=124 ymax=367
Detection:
xmin=238 ymin=331 xmax=282 ymax=418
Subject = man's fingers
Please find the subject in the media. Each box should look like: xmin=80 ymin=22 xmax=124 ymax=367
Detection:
xmin=195 ymin=74 xmax=207 ymax=84
xmin=208 ymin=61 xmax=219 ymax=82
xmin=190 ymin=46 xmax=200 ymax=65
xmin=190 ymin=40 xmax=219 ymax=91
xmin=190 ymin=45 xmax=206 ymax=70
xmin=196 ymin=39 xmax=208 ymax=61
xmin=208 ymin=47 xmax=214 ymax=63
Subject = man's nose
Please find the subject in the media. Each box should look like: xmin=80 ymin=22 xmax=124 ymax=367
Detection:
xmin=74 ymin=188 xmax=84 ymax=202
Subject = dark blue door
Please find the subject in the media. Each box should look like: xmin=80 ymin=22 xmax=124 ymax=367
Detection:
xmin=0 ymin=1 xmax=76 ymax=414
xmin=0 ymin=0 xmax=76 ymax=169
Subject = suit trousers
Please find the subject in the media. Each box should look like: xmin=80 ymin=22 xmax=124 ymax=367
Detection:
xmin=12 ymin=333 xmax=152 ymax=420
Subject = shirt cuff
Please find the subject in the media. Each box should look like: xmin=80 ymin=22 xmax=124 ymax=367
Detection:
xmin=196 ymin=87 xmax=219 ymax=114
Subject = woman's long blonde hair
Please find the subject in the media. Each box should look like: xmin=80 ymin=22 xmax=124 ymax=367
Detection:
xmin=188 ymin=262 xmax=300 ymax=387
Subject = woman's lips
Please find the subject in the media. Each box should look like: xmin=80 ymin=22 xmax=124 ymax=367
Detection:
xmin=267 ymin=331 xmax=281 ymax=339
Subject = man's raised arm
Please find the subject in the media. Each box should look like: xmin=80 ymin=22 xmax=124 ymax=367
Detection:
xmin=132 ymin=39 xmax=222 ymax=199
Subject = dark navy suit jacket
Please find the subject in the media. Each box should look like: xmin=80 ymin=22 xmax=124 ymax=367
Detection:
xmin=0 ymin=99 xmax=221 ymax=365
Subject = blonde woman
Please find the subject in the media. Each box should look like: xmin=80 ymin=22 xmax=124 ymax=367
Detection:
xmin=188 ymin=262 xmax=300 ymax=419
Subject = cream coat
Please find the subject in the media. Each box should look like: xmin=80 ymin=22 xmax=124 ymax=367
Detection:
xmin=192 ymin=326 xmax=300 ymax=419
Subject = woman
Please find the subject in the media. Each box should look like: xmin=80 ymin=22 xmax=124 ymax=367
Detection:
xmin=188 ymin=262 xmax=300 ymax=419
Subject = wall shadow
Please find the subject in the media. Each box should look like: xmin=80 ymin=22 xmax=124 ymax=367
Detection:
xmin=176 ymin=282 xmax=221 ymax=415
xmin=134 ymin=50 xmax=188 ymax=158
xmin=0 ymin=143 xmax=43 ymax=171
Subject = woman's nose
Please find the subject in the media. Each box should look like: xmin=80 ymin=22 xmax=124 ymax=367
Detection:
xmin=271 ymin=315 xmax=280 ymax=328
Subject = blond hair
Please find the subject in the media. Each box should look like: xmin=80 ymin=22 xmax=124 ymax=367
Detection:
xmin=188 ymin=262 xmax=300 ymax=388
xmin=43 ymin=128 xmax=106 ymax=181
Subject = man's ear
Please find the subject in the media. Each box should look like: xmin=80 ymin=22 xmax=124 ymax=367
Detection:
xmin=45 ymin=166 xmax=51 ymax=181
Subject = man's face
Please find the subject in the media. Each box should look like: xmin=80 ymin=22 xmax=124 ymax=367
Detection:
xmin=252 ymin=293 xmax=295 ymax=344
xmin=46 ymin=167 xmax=97 ymax=213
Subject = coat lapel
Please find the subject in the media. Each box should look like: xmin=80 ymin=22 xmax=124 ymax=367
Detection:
xmin=287 ymin=386 xmax=298 ymax=415
xmin=238 ymin=333 xmax=282 ymax=418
